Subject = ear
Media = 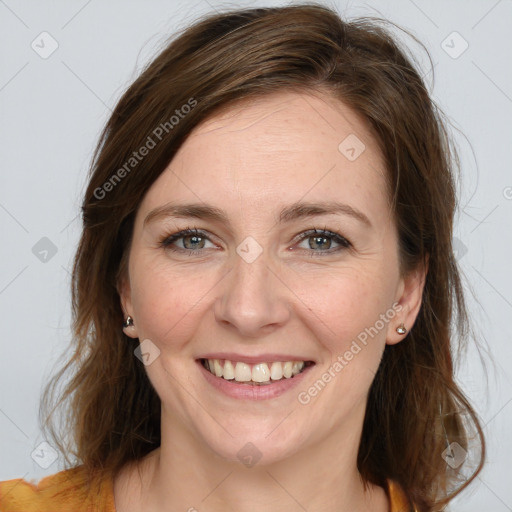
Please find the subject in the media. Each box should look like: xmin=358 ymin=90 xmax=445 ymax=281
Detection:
xmin=386 ymin=255 xmax=429 ymax=345
xmin=118 ymin=272 xmax=139 ymax=339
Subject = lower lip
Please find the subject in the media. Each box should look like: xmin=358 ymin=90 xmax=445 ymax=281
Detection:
xmin=197 ymin=360 xmax=314 ymax=401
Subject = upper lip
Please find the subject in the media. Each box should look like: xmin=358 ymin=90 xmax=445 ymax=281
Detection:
xmin=197 ymin=353 xmax=316 ymax=364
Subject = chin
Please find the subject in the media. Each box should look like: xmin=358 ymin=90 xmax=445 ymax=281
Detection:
xmin=204 ymin=429 xmax=305 ymax=467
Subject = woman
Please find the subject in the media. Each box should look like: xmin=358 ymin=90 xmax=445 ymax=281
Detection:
xmin=0 ymin=4 xmax=485 ymax=511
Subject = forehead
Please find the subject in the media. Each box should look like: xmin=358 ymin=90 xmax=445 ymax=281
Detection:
xmin=139 ymin=91 xmax=389 ymax=224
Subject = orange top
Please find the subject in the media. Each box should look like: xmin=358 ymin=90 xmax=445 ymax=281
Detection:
xmin=0 ymin=466 xmax=417 ymax=511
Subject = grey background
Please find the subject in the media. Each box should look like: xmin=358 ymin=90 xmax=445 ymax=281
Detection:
xmin=1 ymin=0 xmax=511 ymax=510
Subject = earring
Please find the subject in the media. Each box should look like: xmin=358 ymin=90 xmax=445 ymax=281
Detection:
xmin=123 ymin=316 xmax=134 ymax=328
xmin=396 ymin=323 xmax=407 ymax=335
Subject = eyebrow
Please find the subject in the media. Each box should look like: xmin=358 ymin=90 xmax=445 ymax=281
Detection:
xmin=143 ymin=201 xmax=372 ymax=228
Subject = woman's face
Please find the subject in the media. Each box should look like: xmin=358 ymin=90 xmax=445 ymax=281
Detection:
xmin=121 ymin=91 xmax=424 ymax=465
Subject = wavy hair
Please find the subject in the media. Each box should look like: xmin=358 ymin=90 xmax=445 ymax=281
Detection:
xmin=41 ymin=4 xmax=485 ymax=510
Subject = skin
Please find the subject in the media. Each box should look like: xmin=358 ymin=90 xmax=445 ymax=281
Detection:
xmin=115 ymin=90 xmax=426 ymax=512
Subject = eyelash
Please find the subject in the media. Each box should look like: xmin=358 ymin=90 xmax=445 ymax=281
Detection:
xmin=158 ymin=226 xmax=351 ymax=257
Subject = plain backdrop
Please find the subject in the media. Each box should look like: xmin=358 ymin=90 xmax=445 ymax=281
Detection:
xmin=1 ymin=1 xmax=511 ymax=510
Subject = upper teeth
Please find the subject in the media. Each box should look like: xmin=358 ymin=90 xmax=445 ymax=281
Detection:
xmin=203 ymin=359 xmax=306 ymax=383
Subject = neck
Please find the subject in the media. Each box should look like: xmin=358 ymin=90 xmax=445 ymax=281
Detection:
xmin=119 ymin=406 xmax=388 ymax=512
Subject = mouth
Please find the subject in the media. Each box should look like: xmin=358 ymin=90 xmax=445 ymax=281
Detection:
xmin=198 ymin=358 xmax=315 ymax=386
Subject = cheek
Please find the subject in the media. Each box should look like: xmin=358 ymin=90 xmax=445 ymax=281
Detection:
xmin=129 ymin=255 xmax=213 ymax=352
xmin=298 ymin=272 xmax=396 ymax=412
xmin=300 ymin=266 xmax=395 ymax=345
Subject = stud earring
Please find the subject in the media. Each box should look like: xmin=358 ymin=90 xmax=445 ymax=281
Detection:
xmin=123 ymin=316 xmax=134 ymax=328
xmin=396 ymin=323 xmax=407 ymax=335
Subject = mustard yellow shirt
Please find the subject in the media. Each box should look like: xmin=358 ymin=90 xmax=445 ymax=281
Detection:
xmin=0 ymin=466 xmax=417 ymax=511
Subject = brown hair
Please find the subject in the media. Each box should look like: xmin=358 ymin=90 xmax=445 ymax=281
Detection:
xmin=41 ymin=3 xmax=485 ymax=510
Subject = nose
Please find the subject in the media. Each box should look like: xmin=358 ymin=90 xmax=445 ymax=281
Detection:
xmin=214 ymin=251 xmax=291 ymax=338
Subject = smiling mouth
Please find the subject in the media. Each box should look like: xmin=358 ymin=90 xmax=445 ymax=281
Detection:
xmin=199 ymin=358 xmax=314 ymax=386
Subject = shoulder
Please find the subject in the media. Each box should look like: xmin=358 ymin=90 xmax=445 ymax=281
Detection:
xmin=0 ymin=465 xmax=116 ymax=512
